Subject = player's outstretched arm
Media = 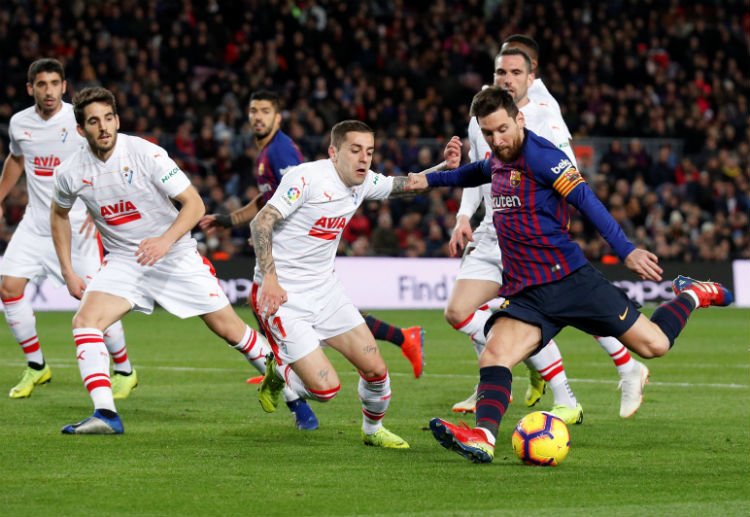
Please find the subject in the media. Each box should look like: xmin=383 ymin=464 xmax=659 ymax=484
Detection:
xmin=0 ymin=154 xmax=24 ymax=221
xmin=136 ymin=185 xmax=205 ymax=266
xmin=624 ymin=248 xmax=663 ymax=281
xmin=250 ymin=204 xmax=287 ymax=316
xmin=199 ymin=194 xmax=267 ymax=234
xmin=51 ymin=201 xmax=87 ymax=299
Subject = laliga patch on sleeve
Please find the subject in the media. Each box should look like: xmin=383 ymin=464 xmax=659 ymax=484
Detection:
xmin=552 ymin=167 xmax=585 ymax=197
xmin=282 ymin=185 xmax=301 ymax=206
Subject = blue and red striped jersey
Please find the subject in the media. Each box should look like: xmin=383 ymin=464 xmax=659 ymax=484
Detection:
xmin=426 ymin=129 xmax=635 ymax=296
xmin=256 ymin=130 xmax=304 ymax=202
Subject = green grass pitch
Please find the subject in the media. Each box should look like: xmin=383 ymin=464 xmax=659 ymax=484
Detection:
xmin=0 ymin=307 xmax=748 ymax=517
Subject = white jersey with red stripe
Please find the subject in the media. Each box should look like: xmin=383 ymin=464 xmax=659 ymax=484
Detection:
xmin=463 ymin=100 xmax=578 ymax=248
xmin=53 ymin=133 xmax=195 ymax=259
xmin=8 ymin=102 xmax=88 ymax=234
xmin=259 ymin=159 xmax=394 ymax=291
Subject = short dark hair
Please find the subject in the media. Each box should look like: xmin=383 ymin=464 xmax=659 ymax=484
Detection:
xmin=470 ymin=86 xmax=519 ymax=120
xmin=330 ymin=120 xmax=374 ymax=149
xmin=503 ymin=34 xmax=540 ymax=61
xmin=73 ymin=87 xmax=117 ymax=125
xmin=28 ymin=58 xmax=65 ymax=84
xmin=496 ymin=47 xmax=533 ymax=73
xmin=250 ymin=90 xmax=280 ymax=111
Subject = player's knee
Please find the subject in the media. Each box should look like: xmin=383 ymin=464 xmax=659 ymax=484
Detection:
xmin=0 ymin=281 xmax=23 ymax=301
xmin=72 ymin=312 xmax=101 ymax=330
xmin=310 ymin=382 xmax=340 ymax=403
xmin=444 ymin=305 xmax=468 ymax=327
xmin=638 ymin=335 xmax=670 ymax=358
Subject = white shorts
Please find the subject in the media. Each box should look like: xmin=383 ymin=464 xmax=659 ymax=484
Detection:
xmin=455 ymin=235 xmax=503 ymax=284
xmin=1 ymin=220 xmax=103 ymax=287
xmin=252 ymin=278 xmax=363 ymax=364
xmin=87 ymin=250 xmax=229 ymax=318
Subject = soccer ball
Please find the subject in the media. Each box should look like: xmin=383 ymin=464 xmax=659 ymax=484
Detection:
xmin=511 ymin=411 xmax=570 ymax=466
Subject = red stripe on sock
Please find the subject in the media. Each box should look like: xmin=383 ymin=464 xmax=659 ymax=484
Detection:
xmin=309 ymin=384 xmax=340 ymax=401
xmin=663 ymin=303 xmax=686 ymax=327
xmin=453 ymin=313 xmax=474 ymax=330
xmin=360 ymin=371 xmax=388 ymax=383
xmin=362 ymin=409 xmax=386 ymax=420
xmin=612 ymin=348 xmax=631 ymax=366
xmin=21 ymin=341 xmax=40 ymax=353
xmin=540 ymin=364 xmax=564 ymax=381
xmin=86 ymin=379 xmax=111 ymax=391
xmin=2 ymin=294 xmax=24 ymax=304
xmin=20 ymin=335 xmax=39 ymax=345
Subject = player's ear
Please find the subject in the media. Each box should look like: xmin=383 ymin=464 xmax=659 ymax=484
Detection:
xmin=62 ymin=80 xmax=67 ymax=95
xmin=76 ymin=125 xmax=86 ymax=137
xmin=26 ymin=83 xmax=33 ymax=97
xmin=328 ymin=145 xmax=337 ymax=164
xmin=115 ymin=114 xmax=121 ymax=131
xmin=516 ymin=111 xmax=526 ymax=129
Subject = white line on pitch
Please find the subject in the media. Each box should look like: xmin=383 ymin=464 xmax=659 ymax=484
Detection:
xmin=1 ymin=359 xmax=747 ymax=389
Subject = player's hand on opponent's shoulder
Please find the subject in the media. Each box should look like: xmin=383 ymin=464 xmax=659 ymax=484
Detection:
xmin=257 ymin=275 xmax=287 ymax=317
xmin=78 ymin=214 xmax=99 ymax=239
xmin=443 ymin=136 xmax=462 ymax=169
xmin=449 ymin=215 xmax=474 ymax=257
xmin=135 ymin=236 xmax=172 ymax=266
xmin=62 ymin=270 xmax=87 ymax=300
xmin=624 ymin=248 xmax=663 ymax=281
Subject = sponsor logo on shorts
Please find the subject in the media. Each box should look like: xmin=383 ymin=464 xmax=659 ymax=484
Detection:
xmin=33 ymin=155 xmax=61 ymax=176
xmin=308 ymin=216 xmax=347 ymax=240
xmin=100 ymin=199 xmax=142 ymax=226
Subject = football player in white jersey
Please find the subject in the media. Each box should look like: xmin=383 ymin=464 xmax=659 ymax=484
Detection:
xmin=49 ymin=87 xmax=273 ymax=434
xmin=0 ymin=59 xmax=135 ymax=400
xmin=444 ymin=47 xmax=650 ymax=422
xmin=251 ymin=120 xmax=423 ymax=449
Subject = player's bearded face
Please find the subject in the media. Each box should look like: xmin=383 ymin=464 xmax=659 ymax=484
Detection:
xmin=330 ymin=131 xmax=375 ymax=187
xmin=480 ymin=108 xmax=525 ymax=162
xmin=79 ymin=101 xmax=120 ymax=156
xmin=28 ymin=71 xmax=65 ymax=116
xmin=249 ymin=100 xmax=281 ymax=139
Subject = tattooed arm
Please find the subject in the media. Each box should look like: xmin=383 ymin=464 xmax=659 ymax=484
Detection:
xmin=389 ymin=175 xmax=431 ymax=198
xmin=250 ymin=204 xmax=287 ymax=316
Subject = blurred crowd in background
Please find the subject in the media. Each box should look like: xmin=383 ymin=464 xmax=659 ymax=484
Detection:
xmin=1 ymin=0 xmax=748 ymax=263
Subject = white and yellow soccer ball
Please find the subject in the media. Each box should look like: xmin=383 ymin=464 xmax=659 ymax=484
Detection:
xmin=511 ymin=411 xmax=570 ymax=466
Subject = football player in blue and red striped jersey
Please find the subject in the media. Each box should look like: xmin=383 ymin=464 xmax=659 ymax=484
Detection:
xmin=407 ymin=86 xmax=732 ymax=463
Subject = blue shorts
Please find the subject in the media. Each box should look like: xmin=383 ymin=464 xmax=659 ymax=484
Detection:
xmin=485 ymin=263 xmax=641 ymax=352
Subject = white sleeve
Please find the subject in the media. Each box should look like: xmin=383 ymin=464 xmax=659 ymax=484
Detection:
xmin=147 ymin=150 xmax=191 ymax=198
xmin=535 ymin=118 xmax=578 ymax=167
xmin=363 ymin=171 xmax=395 ymax=200
xmin=53 ymin=166 xmax=77 ymax=209
xmin=457 ymin=186 xmax=482 ymax=218
xmin=8 ymin=119 xmax=21 ymax=157
xmin=267 ymin=168 xmax=308 ymax=219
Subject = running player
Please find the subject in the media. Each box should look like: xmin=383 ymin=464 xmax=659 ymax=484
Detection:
xmin=251 ymin=120 xmax=423 ymax=448
xmin=1 ymin=59 xmax=135 ymax=400
xmin=199 ymin=90 xmax=424 ymax=378
xmin=50 ymin=86 xmax=283 ymax=434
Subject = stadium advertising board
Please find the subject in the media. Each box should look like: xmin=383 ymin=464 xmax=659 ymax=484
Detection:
xmin=1 ymin=256 xmax=745 ymax=310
